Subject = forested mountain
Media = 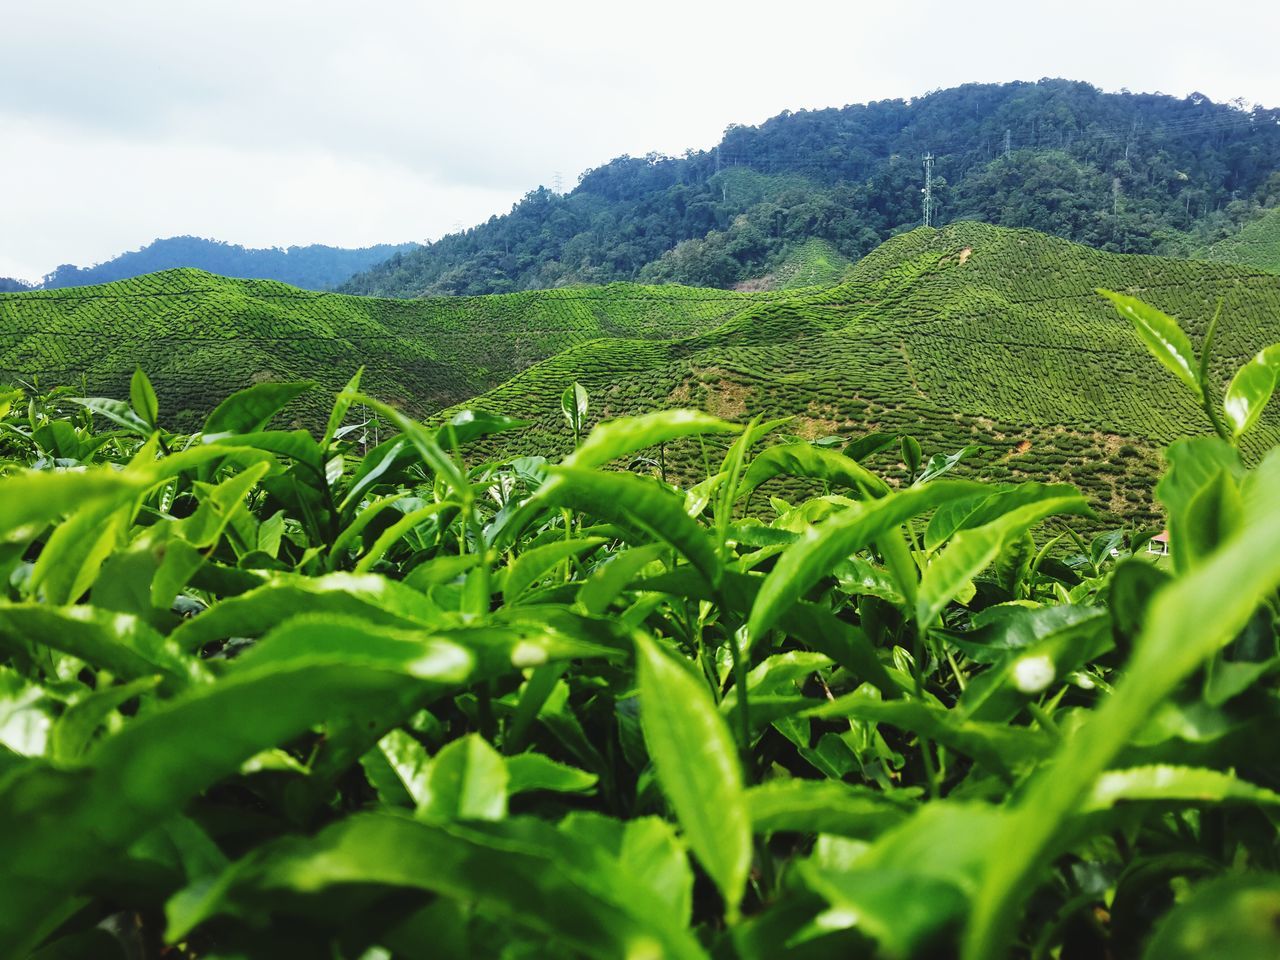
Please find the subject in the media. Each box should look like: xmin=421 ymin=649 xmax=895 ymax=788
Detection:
xmin=340 ymin=79 xmax=1280 ymax=297
xmin=0 ymin=279 xmax=32 ymax=293
xmin=33 ymin=236 xmax=419 ymax=291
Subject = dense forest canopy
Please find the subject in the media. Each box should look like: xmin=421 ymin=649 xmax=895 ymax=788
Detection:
xmin=340 ymin=79 xmax=1280 ymax=297
xmin=28 ymin=236 xmax=420 ymax=291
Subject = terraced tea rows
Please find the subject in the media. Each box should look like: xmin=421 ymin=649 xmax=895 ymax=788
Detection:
xmin=0 ymin=270 xmax=778 ymax=427
xmin=769 ymin=238 xmax=853 ymax=289
xmin=6 ymin=223 xmax=1279 ymax=525
xmin=462 ymin=223 xmax=1280 ymax=525
xmin=1200 ymin=207 xmax=1280 ymax=275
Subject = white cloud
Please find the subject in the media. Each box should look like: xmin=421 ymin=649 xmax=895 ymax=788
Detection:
xmin=0 ymin=118 xmax=517 ymax=280
xmin=2 ymin=0 xmax=1277 ymax=281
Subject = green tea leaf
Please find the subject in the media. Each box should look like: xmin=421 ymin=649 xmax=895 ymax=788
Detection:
xmin=807 ymin=696 xmax=1052 ymax=778
xmin=542 ymin=466 xmax=722 ymax=587
xmin=369 ymin=727 xmax=432 ymax=806
xmin=0 ymin=470 xmax=146 ymax=543
xmin=353 ymin=501 xmax=450 ymax=573
xmin=30 ymin=498 xmax=133 ymax=604
xmin=1180 ymin=467 xmax=1244 ymax=567
xmin=917 ymin=444 xmax=982 ymax=484
xmin=503 ymin=537 xmax=606 ymax=603
xmin=746 ymin=779 xmax=911 ymax=838
xmin=50 ymin=677 xmax=162 ymax=763
xmin=965 ymin=452 xmax=1280 ymax=960
xmin=0 ymin=615 xmax=477 ymax=955
xmin=168 ymin=572 xmax=441 ymax=650
xmin=203 ymin=381 xmax=315 ymax=436
xmin=1084 ymin=765 xmax=1280 ymax=812
xmin=843 ymin=430 xmax=898 ymax=462
xmin=901 ymin=435 xmax=922 ymax=474
xmin=635 ymin=632 xmax=750 ymax=920
xmin=800 ymin=802 xmax=1003 ymax=957
xmin=917 ymin=491 xmax=1091 ymax=625
xmin=418 ymin=734 xmax=508 ymax=821
xmin=576 ymin=542 xmax=668 ymax=616
xmin=564 ymin=409 xmax=738 ymax=470
xmin=957 ymin=609 xmax=1111 ymax=722
xmin=737 ymin=442 xmax=888 ymax=502
xmin=129 ymin=368 xmax=159 ymax=429
xmin=1223 ymin=343 xmax=1280 ymax=438
xmin=440 ymin=408 xmax=532 ymax=446
xmin=1158 ymin=437 xmax=1245 ymax=573
xmin=67 ymin=396 xmax=152 ymax=436
xmin=506 ymin=752 xmax=598 ymax=795
xmin=0 ymin=605 xmax=202 ymax=691
xmin=166 ymin=813 xmax=708 ymax=959
xmin=1142 ymin=873 xmax=1280 ymax=960
xmin=749 ymin=480 xmax=981 ymax=638
xmin=324 ymin=367 xmax=363 ymax=447
xmin=561 ymin=381 xmax=588 ymax=434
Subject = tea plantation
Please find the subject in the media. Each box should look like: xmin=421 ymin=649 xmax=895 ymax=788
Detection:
xmin=1201 ymin=206 xmax=1280 ymax=274
xmin=5 ymin=221 xmax=1280 ymax=958
xmin=768 ymin=238 xmax=853 ymax=290
xmin=0 ymin=270 xmax=777 ymax=426
xmin=5 ymin=222 xmax=1280 ymax=528
xmin=465 ymin=222 xmax=1280 ymax=526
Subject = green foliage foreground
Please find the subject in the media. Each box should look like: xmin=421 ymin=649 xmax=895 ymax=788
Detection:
xmin=2 ymin=295 xmax=1280 ymax=959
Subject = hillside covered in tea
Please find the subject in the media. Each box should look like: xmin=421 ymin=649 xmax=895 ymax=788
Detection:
xmin=4 ymin=222 xmax=1279 ymax=524
xmin=1200 ymin=206 xmax=1280 ymax=274
xmin=462 ymin=222 xmax=1280 ymax=525
xmin=0 ymin=271 xmax=776 ymax=425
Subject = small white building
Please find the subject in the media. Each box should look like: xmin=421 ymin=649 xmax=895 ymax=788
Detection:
xmin=1148 ymin=531 xmax=1170 ymax=556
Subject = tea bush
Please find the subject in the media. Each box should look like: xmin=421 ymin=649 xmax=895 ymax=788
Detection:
xmin=1 ymin=288 xmax=1279 ymax=957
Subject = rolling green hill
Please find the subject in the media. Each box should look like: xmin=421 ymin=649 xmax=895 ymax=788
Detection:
xmin=0 ymin=270 xmax=778 ymax=426
xmin=1200 ymin=207 xmax=1280 ymax=273
xmin=461 ymin=221 xmax=1280 ymax=526
xmin=5 ymin=222 xmax=1279 ymax=526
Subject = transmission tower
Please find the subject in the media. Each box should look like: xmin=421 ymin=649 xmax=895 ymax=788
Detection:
xmin=922 ymin=153 xmax=935 ymax=227
xmin=552 ymin=170 xmax=563 ymax=194
xmin=1004 ymin=128 xmax=1011 ymax=158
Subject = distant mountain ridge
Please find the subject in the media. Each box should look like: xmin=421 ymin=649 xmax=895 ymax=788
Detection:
xmin=19 ymin=236 xmax=420 ymax=292
xmin=339 ymin=78 xmax=1280 ymax=298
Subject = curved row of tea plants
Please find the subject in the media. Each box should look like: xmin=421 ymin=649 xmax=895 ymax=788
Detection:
xmin=2 ymin=287 xmax=1280 ymax=957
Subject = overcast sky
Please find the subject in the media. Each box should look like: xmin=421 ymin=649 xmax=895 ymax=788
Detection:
xmin=2 ymin=0 xmax=1277 ymax=282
